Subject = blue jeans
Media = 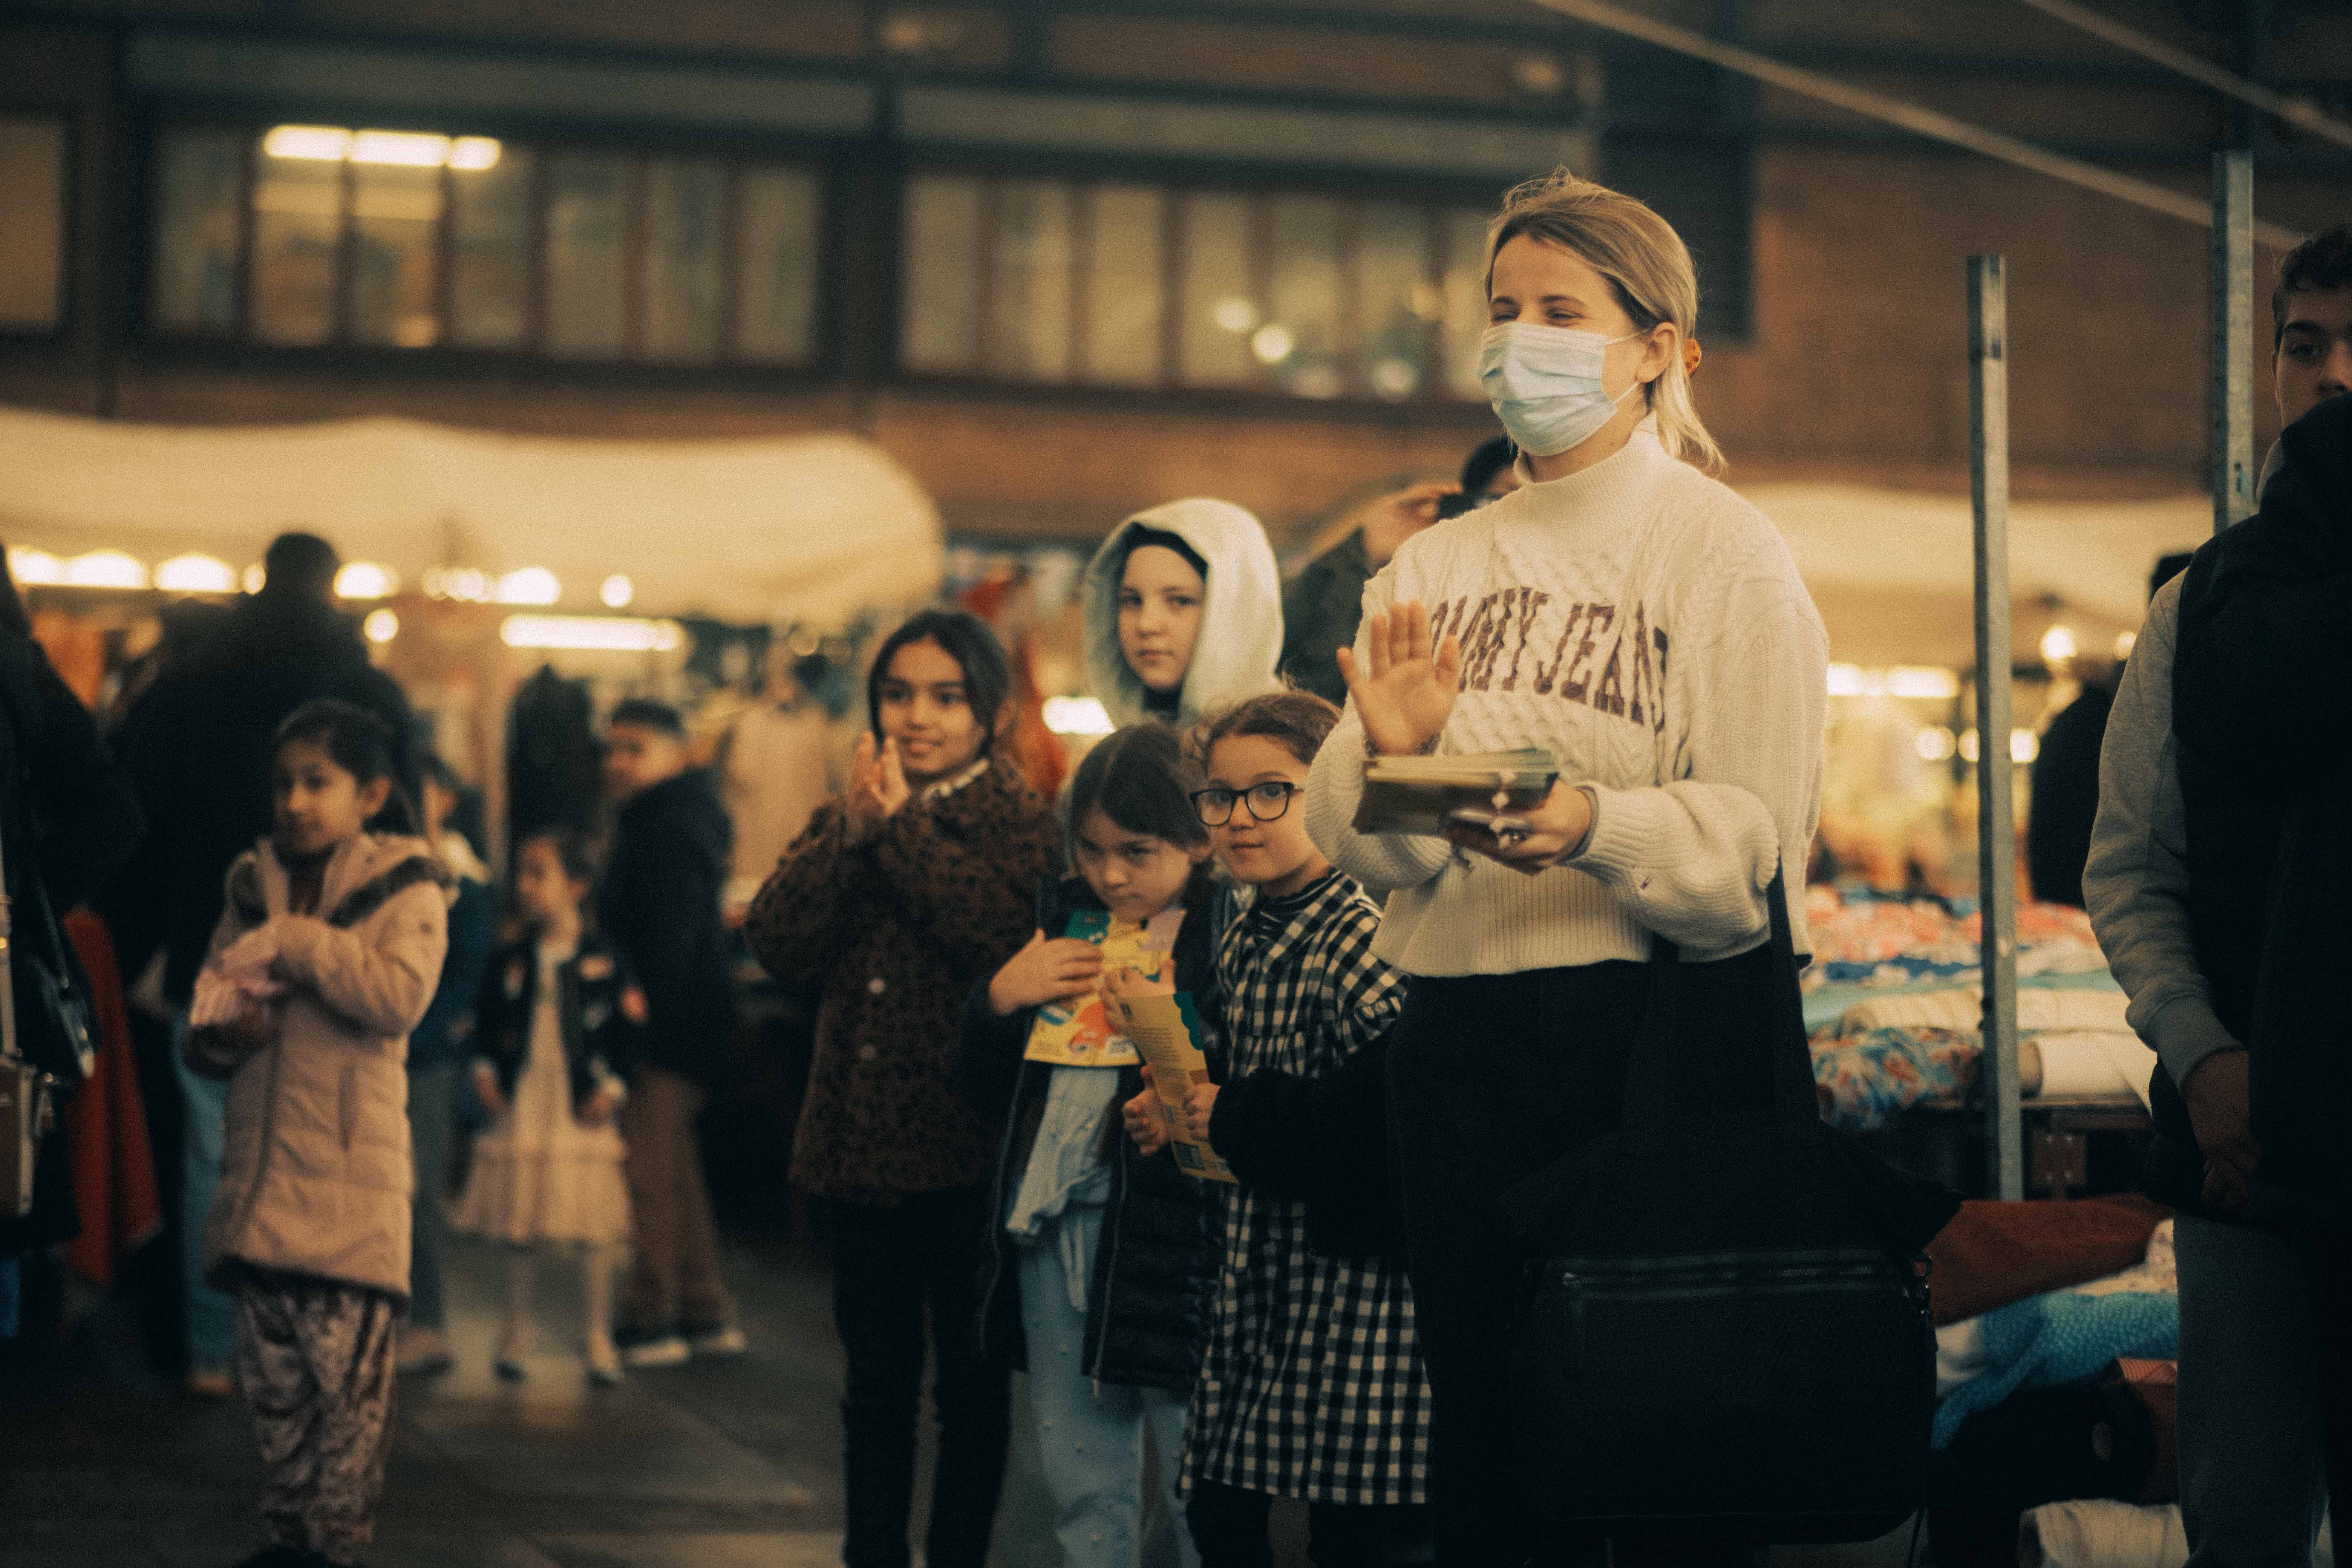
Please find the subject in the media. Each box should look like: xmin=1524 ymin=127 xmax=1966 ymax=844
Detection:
xmin=1019 ymin=1204 xmax=1199 ymax=1568
xmin=172 ymin=1017 xmax=238 ymax=1368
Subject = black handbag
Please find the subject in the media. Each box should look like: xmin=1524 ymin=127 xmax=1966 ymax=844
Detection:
xmin=1499 ymin=873 xmax=1960 ymax=1544
xmin=4 ymin=818 xmax=97 ymax=1093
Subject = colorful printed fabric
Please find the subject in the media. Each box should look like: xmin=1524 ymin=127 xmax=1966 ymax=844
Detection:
xmin=1811 ymin=1025 xmax=1978 ymax=1131
xmin=1800 ymin=886 xmax=2107 ymax=993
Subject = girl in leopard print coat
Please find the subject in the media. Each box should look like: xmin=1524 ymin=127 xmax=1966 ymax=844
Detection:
xmin=745 ymin=610 xmax=1057 ymax=1568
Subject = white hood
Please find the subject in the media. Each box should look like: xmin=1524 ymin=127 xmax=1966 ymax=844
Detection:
xmin=1081 ymin=498 xmax=1284 ymax=728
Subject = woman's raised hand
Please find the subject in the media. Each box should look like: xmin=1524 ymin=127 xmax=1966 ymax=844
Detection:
xmin=1335 ymin=602 xmax=1462 ymax=758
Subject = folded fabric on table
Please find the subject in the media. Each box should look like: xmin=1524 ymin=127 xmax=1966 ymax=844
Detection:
xmin=1936 ymin=1224 xmax=2178 ymax=1406
xmin=1932 ymin=1291 xmax=2179 ymax=1447
xmin=1928 ymin=1194 xmax=2170 ymax=1325
xmin=1801 ymin=887 xmax=2110 ymax=996
xmin=1813 ymin=1024 xmax=1977 ymax=1130
xmin=1810 ymin=1022 xmax=2154 ymax=1132
xmin=2021 ymin=1501 xmax=2333 ymax=1568
xmin=2071 ymin=1220 xmax=2176 ymax=1301
xmin=2020 ymin=1499 xmax=2188 ymax=1568
xmin=1837 ymin=987 xmax=2130 ymax=1037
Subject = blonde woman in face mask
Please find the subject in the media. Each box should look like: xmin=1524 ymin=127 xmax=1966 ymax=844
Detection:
xmin=1304 ymin=170 xmax=1827 ymax=1567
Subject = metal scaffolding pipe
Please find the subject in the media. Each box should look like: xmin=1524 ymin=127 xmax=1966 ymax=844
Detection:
xmin=1524 ymin=0 xmax=2308 ymax=251
xmin=2017 ymin=0 xmax=2352 ymax=153
xmin=2213 ymin=152 xmax=2258 ymax=535
xmin=1969 ymin=254 xmax=2025 ymax=1204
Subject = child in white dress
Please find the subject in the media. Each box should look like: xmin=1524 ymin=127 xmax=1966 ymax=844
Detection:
xmin=452 ymin=830 xmax=637 ymax=1384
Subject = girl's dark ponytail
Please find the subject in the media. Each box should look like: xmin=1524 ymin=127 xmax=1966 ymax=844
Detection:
xmin=274 ymin=698 xmax=421 ymax=836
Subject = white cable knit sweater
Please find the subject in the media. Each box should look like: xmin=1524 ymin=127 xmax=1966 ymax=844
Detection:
xmin=1304 ymin=430 xmax=1827 ymax=975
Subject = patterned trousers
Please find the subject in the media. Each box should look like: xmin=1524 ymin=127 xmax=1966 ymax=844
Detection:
xmin=235 ymin=1270 xmax=401 ymax=1565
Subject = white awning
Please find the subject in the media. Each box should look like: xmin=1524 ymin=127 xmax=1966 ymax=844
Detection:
xmin=0 ymin=406 xmax=943 ymax=626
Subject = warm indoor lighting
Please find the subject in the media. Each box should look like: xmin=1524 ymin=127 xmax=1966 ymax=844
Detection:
xmin=1828 ymin=664 xmax=1958 ymax=700
xmin=263 ymin=124 xmax=501 ymax=171
xmin=334 ymin=561 xmax=399 ymax=600
xmin=1042 ymin=695 xmax=1115 ymax=737
xmin=495 ymin=567 xmax=561 ymax=606
xmin=424 ymin=566 xmax=491 ymax=602
xmin=1885 ymin=666 xmax=1961 ymax=700
xmin=363 ymin=609 xmax=400 ymax=644
xmin=447 ymin=136 xmax=501 ymax=172
xmin=500 ymin=615 xmax=684 ymax=652
xmin=350 ymin=130 xmax=450 ymax=167
xmin=1250 ymin=324 xmax=1295 ymax=364
xmin=2039 ymin=624 xmax=2078 ymax=666
xmin=8 ymin=548 xmax=64 ymax=586
xmin=1914 ymin=726 xmax=1958 ymax=763
xmin=1212 ymin=297 xmax=1258 ymax=334
xmin=1958 ymin=729 xmax=2041 ymax=765
xmin=155 ymin=553 xmax=239 ymax=593
xmin=63 ymin=550 xmax=150 ymax=589
xmin=2114 ymin=630 xmax=2138 ymax=660
xmin=600 ymin=574 xmax=634 ymax=609
xmin=263 ymin=125 xmax=352 ymax=161
xmin=243 ymin=564 xmax=268 ymax=594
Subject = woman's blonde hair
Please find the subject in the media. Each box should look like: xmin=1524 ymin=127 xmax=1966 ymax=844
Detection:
xmin=1487 ymin=168 xmax=1724 ymax=475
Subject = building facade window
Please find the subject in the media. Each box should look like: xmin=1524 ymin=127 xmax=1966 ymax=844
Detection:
xmin=148 ymin=122 xmax=825 ymax=367
xmin=901 ymin=172 xmax=1495 ymax=403
xmin=0 ymin=114 xmax=69 ymax=334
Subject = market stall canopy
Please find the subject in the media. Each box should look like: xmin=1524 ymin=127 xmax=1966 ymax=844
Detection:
xmin=0 ymin=406 xmax=943 ymax=625
xmin=1741 ymin=482 xmax=2209 ymax=669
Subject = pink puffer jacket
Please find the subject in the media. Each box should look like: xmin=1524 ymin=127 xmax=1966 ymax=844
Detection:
xmin=195 ymin=833 xmax=449 ymax=1300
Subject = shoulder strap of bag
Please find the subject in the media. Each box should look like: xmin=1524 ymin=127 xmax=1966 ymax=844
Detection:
xmin=1620 ymin=867 xmax=1816 ymax=1131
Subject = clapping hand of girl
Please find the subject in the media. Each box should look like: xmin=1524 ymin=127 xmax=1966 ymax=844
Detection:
xmin=842 ymin=730 xmax=913 ymax=846
xmin=1338 ymin=602 xmax=1595 ymax=872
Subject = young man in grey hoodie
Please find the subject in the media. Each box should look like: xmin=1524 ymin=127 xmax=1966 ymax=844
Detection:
xmin=2084 ymin=218 xmax=2352 ymax=1568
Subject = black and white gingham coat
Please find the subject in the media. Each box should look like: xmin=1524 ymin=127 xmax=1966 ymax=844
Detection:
xmin=1184 ymin=870 xmax=1430 ymax=1506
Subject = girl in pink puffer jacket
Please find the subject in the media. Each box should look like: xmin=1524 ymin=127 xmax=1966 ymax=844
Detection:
xmin=185 ymin=698 xmax=448 ymax=1568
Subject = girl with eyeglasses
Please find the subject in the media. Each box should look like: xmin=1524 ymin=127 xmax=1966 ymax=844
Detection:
xmin=1121 ymin=691 xmax=1430 ymax=1568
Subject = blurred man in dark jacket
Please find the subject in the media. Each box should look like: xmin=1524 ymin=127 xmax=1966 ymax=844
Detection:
xmin=596 ymin=698 xmax=742 ymax=1368
xmin=105 ymin=531 xmax=415 ymax=1395
xmin=1278 ymin=436 xmax=1518 ymax=704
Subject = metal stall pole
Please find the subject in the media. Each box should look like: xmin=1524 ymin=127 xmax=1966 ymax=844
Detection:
xmin=1969 ymin=255 xmax=2025 ymax=1202
xmin=2213 ymin=150 xmax=2257 ymax=536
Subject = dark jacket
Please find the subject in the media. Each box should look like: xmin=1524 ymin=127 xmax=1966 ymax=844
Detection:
xmin=2166 ymin=392 xmax=2352 ymax=1227
xmin=470 ymin=930 xmax=643 ymax=1115
xmin=1207 ymin=1025 xmax=1402 ymax=1260
xmin=0 ymin=634 xmax=144 ymax=1256
xmin=407 ymin=874 xmax=497 ymax=1075
xmin=596 ymin=768 xmax=733 ymax=1086
xmin=2026 ymin=679 xmax=2114 ymax=910
xmin=1278 ymin=529 xmax=1373 ymax=707
xmin=104 ymin=590 xmax=415 ymax=1003
xmin=746 ymin=759 xmax=1057 ymax=1202
xmin=957 ymin=871 xmax=1225 ymax=1394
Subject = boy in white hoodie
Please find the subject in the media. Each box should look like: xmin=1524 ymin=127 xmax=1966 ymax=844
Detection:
xmin=1080 ymin=499 xmax=1285 ymax=728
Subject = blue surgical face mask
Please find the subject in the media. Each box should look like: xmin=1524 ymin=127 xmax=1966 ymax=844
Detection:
xmin=1477 ymin=322 xmax=1644 ymax=458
